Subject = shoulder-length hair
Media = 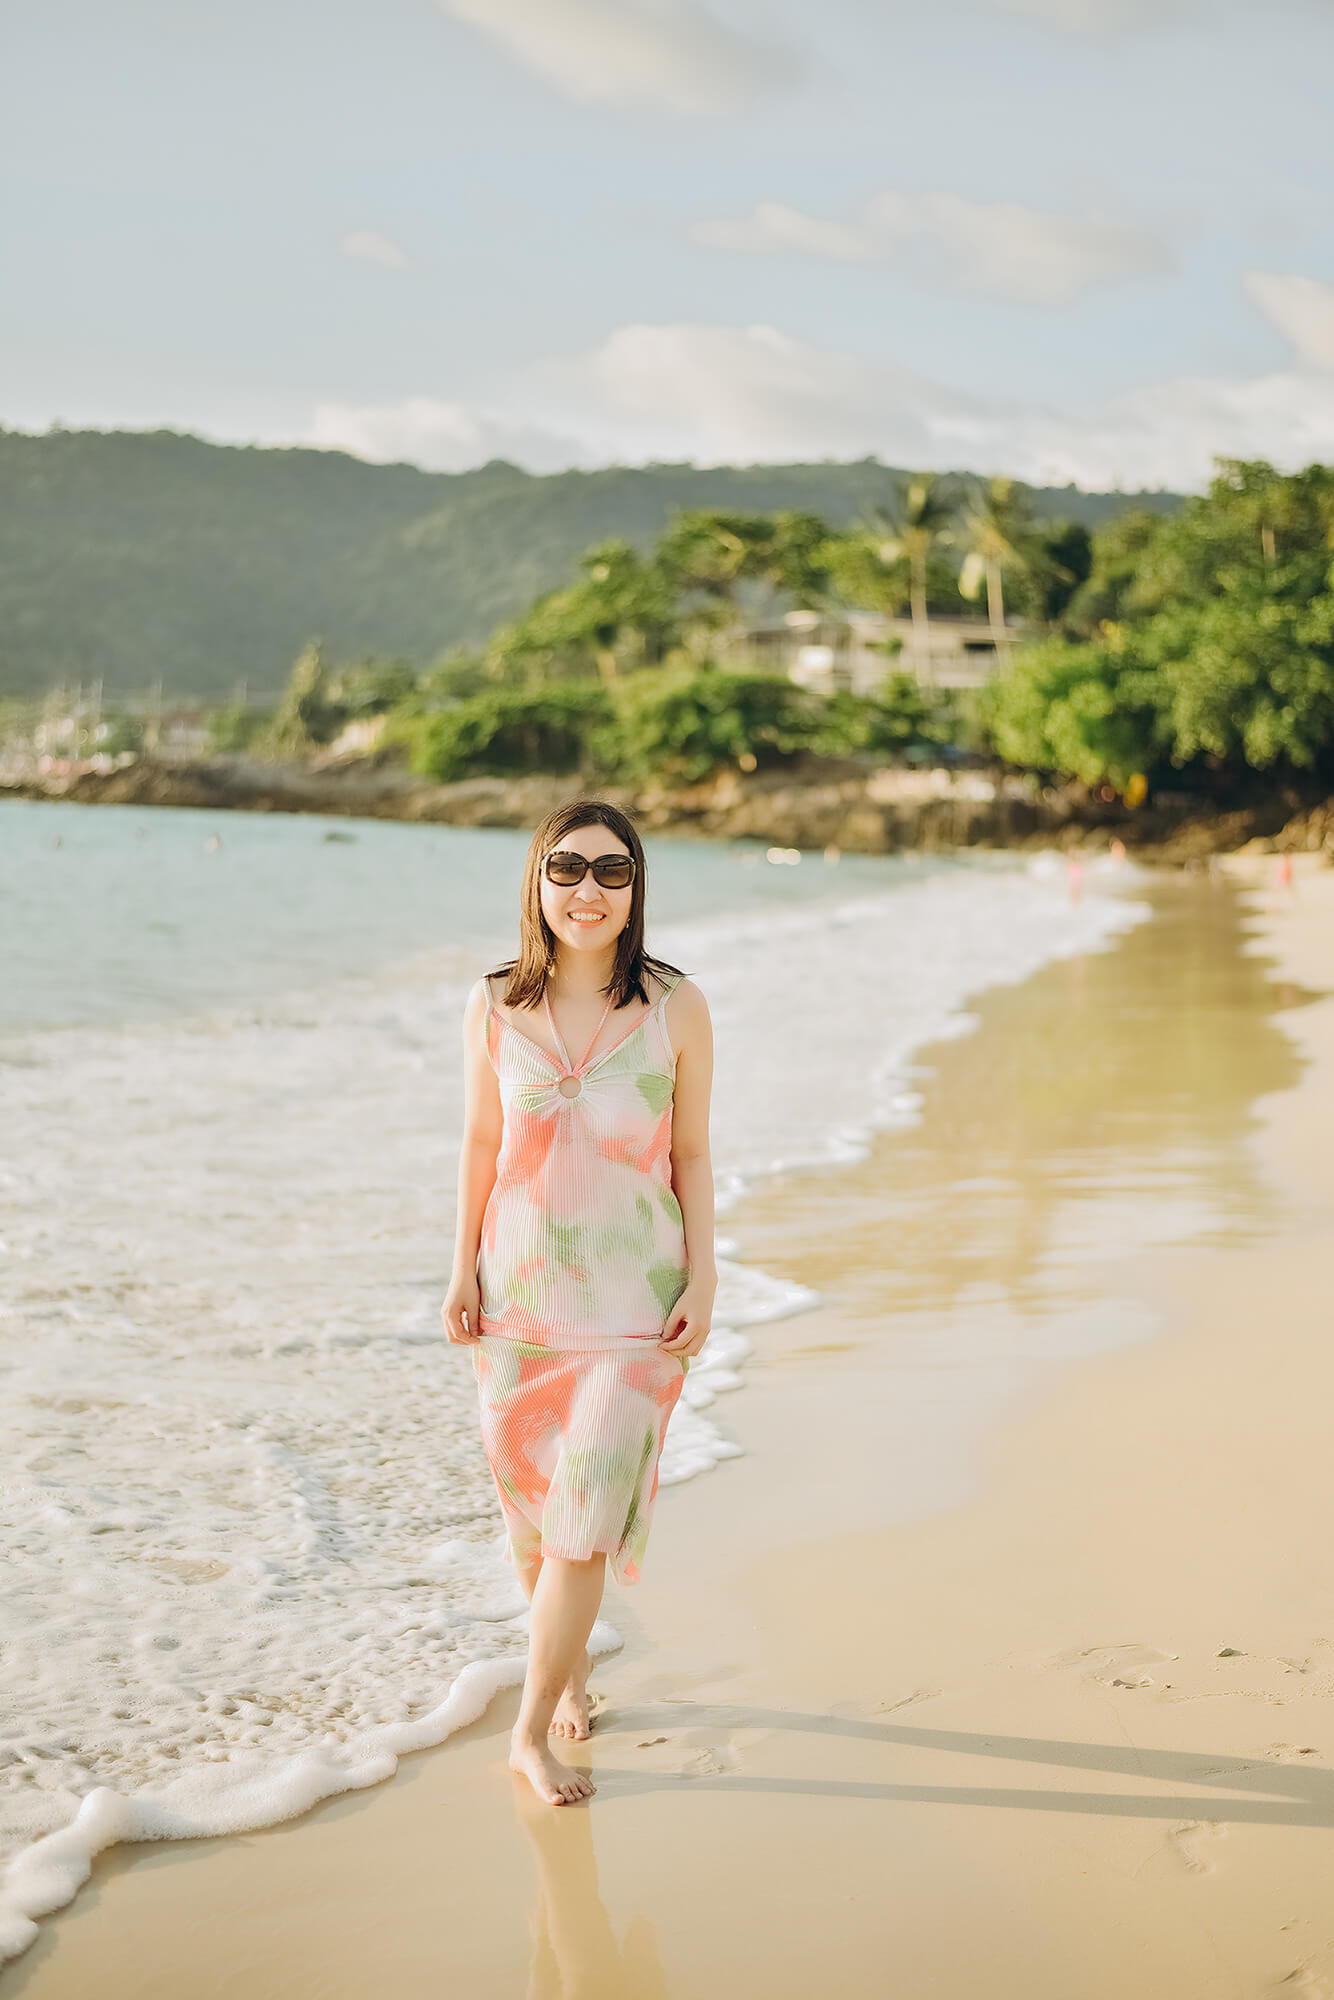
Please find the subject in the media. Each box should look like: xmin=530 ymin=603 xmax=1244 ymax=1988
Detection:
xmin=491 ymin=798 xmax=683 ymax=1011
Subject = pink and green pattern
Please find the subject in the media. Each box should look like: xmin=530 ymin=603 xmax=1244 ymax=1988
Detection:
xmin=477 ymin=979 xmax=689 ymax=1350
xmin=472 ymin=1337 xmax=685 ymax=1584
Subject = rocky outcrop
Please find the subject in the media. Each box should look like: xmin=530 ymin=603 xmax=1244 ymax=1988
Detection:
xmin=5 ymin=752 xmax=1333 ymax=862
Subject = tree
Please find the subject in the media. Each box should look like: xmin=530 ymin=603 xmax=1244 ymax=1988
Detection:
xmin=486 ymin=541 xmax=676 ymax=686
xmin=865 ymin=475 xmax=956 ymax=679
xmin=1139 ymin=590 xmax=1334 ymax=776
xmin=324 ymin=657 xmax=419 ymax=717
xmin=595 ymin=669 xmax=821 ymax=784
xmin=979 ymin=633 xmax=1168 ymax=789
xmin=814 ymin=673 xmax=960 ymax=761
xmin=1061 ymin=508 xmax=1167 ymax=636
xmin=567 ymin=540 xmax=679 ymax=682
xmin=401 ymin=683 xmax=612 ymax=782
xmin=654 ymin=509 xmax=832 ymax=654
xmin=1027 ymin=520 xmax=1093 ymax=627
xmin=263 ymin=641 xmax=339 ymax=755
xmin=958 ymin=477 xmax=1037 ymax=655
xmin=981 ymin=460 xmax=1334 ymax=790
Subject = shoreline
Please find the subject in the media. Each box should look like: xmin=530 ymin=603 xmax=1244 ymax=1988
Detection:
xmin=12 ymin=858 xmax=1334 ymax=1996
xmin=5 ymin=753 xmax=1333 ymax=863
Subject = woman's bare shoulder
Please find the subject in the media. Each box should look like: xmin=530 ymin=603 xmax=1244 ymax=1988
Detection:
xmin=463 ymin=975 xmax=494 ymax=1036
xmin=662 ymin=975 xmax=710 ymax=1027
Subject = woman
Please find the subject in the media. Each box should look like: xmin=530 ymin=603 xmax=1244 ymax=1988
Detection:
xmin=442 ymin=800 xmax=716 ymax=1807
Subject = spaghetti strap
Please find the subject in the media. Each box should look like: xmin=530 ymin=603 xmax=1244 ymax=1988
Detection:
xmin=655 ymin=972 xmax=683 ymax=1060
xmin=544 ymin=986 xmax=614 ymax=1076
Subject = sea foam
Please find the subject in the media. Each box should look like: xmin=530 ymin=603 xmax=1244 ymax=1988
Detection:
xmin=0 ymin=850 xmax=1146 ymax=1958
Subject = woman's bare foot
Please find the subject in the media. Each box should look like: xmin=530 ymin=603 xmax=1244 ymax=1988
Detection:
xmin=549 ymin=1652 xmax=594 ymax=1740
xmin=509 ymin=1733 xmax=596 ymax=1805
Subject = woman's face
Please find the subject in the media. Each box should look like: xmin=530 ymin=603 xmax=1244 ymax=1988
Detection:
xmin=539 ymin=823 xmax=635 ymax=958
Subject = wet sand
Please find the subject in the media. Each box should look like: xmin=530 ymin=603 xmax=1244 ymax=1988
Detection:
xmin=11 ymin=858 xmax=1334 ymax=1998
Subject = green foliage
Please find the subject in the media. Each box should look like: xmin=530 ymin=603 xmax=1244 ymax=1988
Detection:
xmin=415 ymin=652 xmax=490 ymax=704
xmin=1022 ymin=520 xmax=1093 ymax=625
xmin=206 ymin=703 xmax=265 ymax=752
xmin=978 ymin=635 xmax=1168 ymax=788
xmin=487 ymin=540 xmax=678 ymax=684
xmin=654 ymin=510 xmax=833 ymax=612
xmin=258 ymin=642 xmax=340 ymax=756
xmin=594 ymin=671 xmax=823 ymax=785
xmin=814 ymin=674 xmax=961 ymax=760
xmin=1136 ymin=591 xmax=1334 ymax=772
xmin=324 ymin=656 xmax=418 ymax=717
xmin=822 ymin=532 xmax=910 ymax=617
xmin=95 ymin=711 xmax=146 ymax=756
xmin=0 ymin=426 xmax=1182 ymax=698
xmin=399 ymin=682 xmax=613 ymax=783
xmin=983 ymin=460 xmax=1334 ymax=787
xmin=1061 ymin=509 xmax=1166 ymax=635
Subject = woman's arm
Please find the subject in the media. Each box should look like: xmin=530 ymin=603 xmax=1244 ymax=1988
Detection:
xmin=660 ymin=978 xmax=716 ymax=1358
xmin=441 ymin=980 xmax=504 ymax=1345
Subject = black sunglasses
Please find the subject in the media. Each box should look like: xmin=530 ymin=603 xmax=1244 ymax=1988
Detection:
xmin=544 ymin=849 xmax=637 ymax=889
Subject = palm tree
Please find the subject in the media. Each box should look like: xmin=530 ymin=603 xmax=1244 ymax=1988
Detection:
xmin=869 ymin=475 xmax=956 ymax=683
xmin=958 ymin=477 xmax=1034 ymax=658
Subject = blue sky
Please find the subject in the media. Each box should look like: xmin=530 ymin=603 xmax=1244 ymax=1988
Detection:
xmin=6 ymin=0 xmax=1334 ymax=487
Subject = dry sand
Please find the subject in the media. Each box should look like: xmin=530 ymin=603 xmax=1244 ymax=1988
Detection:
xmin=11 ymin=857 xmax=1334 ymax=1999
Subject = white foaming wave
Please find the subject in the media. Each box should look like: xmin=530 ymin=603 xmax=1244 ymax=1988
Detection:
xmin=0 ymin=857 xmax=1146 ymax=1961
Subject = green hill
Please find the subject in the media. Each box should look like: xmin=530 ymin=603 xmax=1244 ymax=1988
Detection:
xmin=0 ymin=426 xmax=1184 ymax=699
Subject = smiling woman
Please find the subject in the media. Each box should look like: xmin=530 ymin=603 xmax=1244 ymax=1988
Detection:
xmin=439 ymin=797 xmax=717 ymax=1807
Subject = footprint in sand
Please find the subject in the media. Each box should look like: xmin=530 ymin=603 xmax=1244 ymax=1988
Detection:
xmin=1271 ymin=1966 xmax=1330 ymax=1997
xmin=1046 ymin=1643 xmax=1177 ymax=1689
xmin=873 ymin=1689 xmax=942 ymax=1714
xmin=680 ymin=1744 xmax=741 ymax=1779
xmin=1166 ymin=1819 xmax=1228 ymax=1876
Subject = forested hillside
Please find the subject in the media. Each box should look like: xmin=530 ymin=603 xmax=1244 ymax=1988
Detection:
xmin=0 ymin=426 xmax=1182 ymax=697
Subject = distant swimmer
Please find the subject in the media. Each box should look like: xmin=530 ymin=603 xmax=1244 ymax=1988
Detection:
xmin=1067 ymin=852 xmax=1084 ymax=905
xmin=204 ymin=833 xmax=222 ymax=852
xmin=1277 ymin=852 xmax=1294 ymax=897
xmin=1109 ymin=838 xmax=1126 ymax=865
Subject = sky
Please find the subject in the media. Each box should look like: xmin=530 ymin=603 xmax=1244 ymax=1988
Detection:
xmin=6 ymin=0 xmax=1334 ymax=490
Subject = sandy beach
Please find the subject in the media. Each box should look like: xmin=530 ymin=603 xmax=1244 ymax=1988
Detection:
xmin=10 ymin=856 xmax=1334 ymax=1999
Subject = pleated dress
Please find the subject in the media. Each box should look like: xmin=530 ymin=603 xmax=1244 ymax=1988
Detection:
xmin=472 ymin=973 xmax=689 ymax=1585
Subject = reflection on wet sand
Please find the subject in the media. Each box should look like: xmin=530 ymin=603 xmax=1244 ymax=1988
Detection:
xmin=739 ymin=873 xmax=1310 ymax=1340
xmin=514 ymin=1777 xmax=667 ymax=2000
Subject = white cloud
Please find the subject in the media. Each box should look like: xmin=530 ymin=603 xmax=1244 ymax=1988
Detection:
xmin=307 ymin=395 xmax=590 ymax=473
xmin=338 ymin=230 xmax=411 ymax=271
xmin=692 ymin=190 xmax=1172 ymax=306
xmin=310 ymin=320 xmax=1334 ymax=493
xmin=438 ymin=0 xmax=796 ymax=113
xmin=1244 ymin=270 xmax=1334 ymax=370
xmin=564 ymin=322 xmax=1334 ymax=488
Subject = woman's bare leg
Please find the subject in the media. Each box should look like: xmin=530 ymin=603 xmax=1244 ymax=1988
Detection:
xmin=509 ymin=1553 xmax=606 ymax=1804
xmin=515 ymin=1554 xmax=594 ymax=1741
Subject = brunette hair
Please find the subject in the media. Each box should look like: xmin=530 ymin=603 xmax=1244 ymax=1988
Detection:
xmin=490 ymin=799 xmax=683 ymax=1011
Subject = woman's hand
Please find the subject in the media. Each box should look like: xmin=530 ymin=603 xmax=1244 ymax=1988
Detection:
xmin=659 ymin=1281 xmax=715 ymax=1358
xmin=441 ymin=1274 xmax=481 ymax=1345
